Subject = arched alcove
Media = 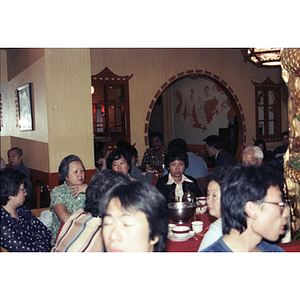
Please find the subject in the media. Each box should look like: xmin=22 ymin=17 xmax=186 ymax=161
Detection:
xmin=143 ymin=69 xmax=246 ymax=162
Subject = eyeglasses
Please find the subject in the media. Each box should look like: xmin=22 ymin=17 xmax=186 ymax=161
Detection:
xmin=264 ymin=200 xmax=287 ymax=214
xmin=20 ymin=188 xmax=27 ymax=193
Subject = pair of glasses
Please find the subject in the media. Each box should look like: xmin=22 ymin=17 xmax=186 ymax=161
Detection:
xmin=264 ymin=200 xmax=287 ymax=214
xmin=20 ymin=188 xmax=27 ymax=193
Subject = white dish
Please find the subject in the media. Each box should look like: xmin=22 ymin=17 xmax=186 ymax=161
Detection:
xmin=168 ymin=230 xmax=194 ymax=242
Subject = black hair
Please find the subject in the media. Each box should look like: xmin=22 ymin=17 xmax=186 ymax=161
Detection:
xmin=99 ymin=181 xmax=168 ymax=252
xmin=0 ymin=168 xmax=27 ymax=205
xmin=94 ymin=141 xmax=106 ymax=161
xmin=281 ymin=131 xmax=289 ymax=141
xmin=206 ymin=166 xmax=232 ymax=187
xmin=149 ymin=131 xmax=164 ymax=148
xmin=203 ymin=135 xmax=223 ymax=150
xmin=117 ymin=141 xmax=138 ymax=160
xmin=84 ymin=169 xmax=130 ymax=217
xmin=254 ymin=139 xmax=266 ymax=153
xmin=7 ymin=147 xmax=22 ymax=156
xmin=58 ymin=155 xmax=85 ymax=184
xmin=221 ymin=164 xmax=284 ymax=235
xmin=165 ymin=149 xmax=189 ymax=170
xmin=167 ymin=138 xmax=187 ymax=152
xmin=106 ymin=149 xmax=131 ymax=172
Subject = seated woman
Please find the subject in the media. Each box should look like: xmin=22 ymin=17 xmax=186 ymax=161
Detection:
xmin=106 ymin=149 xmax=136 ymax=181
xmin=50 ymin=155 xmax=88 ymax=246
xmin=1 ymin=168 xmax=51 ymax=252
xmin=198 ymin=166 xmax=231 ymax=251
xmin=156 ymin=149 xmax=202 ymax=202
xmin=52 ymin=169 xmax=130 ymax=252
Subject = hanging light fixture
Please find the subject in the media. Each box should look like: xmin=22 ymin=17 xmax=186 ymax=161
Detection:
xmin=241 ymin=48 xmax=282 ymax=67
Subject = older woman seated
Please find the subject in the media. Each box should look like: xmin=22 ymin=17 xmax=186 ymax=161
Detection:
xmin=52 ymin=170 xmax=130 ymax=252
xmin=156 ymin=149 xmax=202 ymax=202
xmin=50 ymin=155 xmax=88 ymax=246
xmin=1 ymin=168 xmax=51 ymax=252
xmin=198 ymin=166 xmax=231 ymax=251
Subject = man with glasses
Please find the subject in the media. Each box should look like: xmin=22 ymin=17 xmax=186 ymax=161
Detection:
xmin=201 ymin=164 xmax=288 ymax=252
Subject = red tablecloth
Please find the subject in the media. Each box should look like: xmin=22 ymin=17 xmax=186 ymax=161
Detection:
xmin=279 ymin=239 xmax=300 ymax=252
xmin=164 ymin=212 xmax=216 ymax=252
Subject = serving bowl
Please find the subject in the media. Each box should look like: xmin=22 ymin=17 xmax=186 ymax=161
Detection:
xmin=172 ymin=226 xmax=190 ymax=238
xmin=168 ymin=202 xmax=197 ymax=224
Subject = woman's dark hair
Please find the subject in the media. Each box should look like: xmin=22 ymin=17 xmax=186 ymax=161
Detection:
xmin=117 ymin=140 xmax=138 ymax=161
xmin=99 ymin=181 xmax=169 ymax=252
xmin=58 ymin=155 xmax=85 ymax=184
xmin=206 ymin=166 xmax=232 ymax=187
xmin=84 ymin=169 xmax=130 ymax=217
xmin=0 ymin=168 xmax=27 ymax=206
xmin=167 ymin=138 xmax=187 ymax=152
xmin=165 ymin=149 xmax=189 ymax=170
xmin=106 ymin=149 xmax=131 ymax=172
xmin=221 ymin=164 xmax=284 ymax=235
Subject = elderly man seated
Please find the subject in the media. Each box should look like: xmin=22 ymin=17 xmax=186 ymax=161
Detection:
xmin=99 ymin=181 xmax=168 ymax=252
xmin=201 ymin=164 xmax=288 ymax=252
xmin=241 ymin=146 xmax=264 ymax=167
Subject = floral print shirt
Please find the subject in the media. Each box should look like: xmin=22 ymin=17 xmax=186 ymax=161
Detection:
xmin=140 ymin=148 xmax=166 ymax=172
xmin=50 ymin=181 xmax=86 ymax=245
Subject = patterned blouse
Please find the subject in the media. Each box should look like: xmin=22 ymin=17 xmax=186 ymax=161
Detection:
xmin=1 ymin=206 xmax=51 ymax=252
xmin=50 ymin=182 xmax=86 ymax=246
xmin=140 ymin=148 xmax=166 ymax=172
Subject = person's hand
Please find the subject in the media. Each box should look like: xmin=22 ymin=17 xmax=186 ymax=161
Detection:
xmin=70 ymin=184 xmax=88 ymax=198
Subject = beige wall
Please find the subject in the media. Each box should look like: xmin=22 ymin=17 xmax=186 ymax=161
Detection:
xmin=1 ymin=48 xmax=288 ymax=170
xmin=45 ymin=48 xmax=94 ymax=172
xmin=90 ymin=48 xmax=286 ymax=158
xmin=1 ymin=48 xmax=94 ymax=172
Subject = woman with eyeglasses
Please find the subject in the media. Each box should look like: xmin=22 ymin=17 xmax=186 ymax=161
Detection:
xmin=0 ymin=168 xmax=51 ymax=252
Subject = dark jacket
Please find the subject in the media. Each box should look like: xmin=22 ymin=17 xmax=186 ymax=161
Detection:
xmin=156 ymin=173 xmax=202 ymax=203
xmin=215 ymin=149 xmax=236 ymax=168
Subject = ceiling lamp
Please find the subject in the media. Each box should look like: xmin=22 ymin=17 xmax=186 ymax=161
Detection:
xmin=242 ymin=48 xmax=281 ymax=67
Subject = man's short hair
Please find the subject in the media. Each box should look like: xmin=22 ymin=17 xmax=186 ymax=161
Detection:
xmin=99 ymin=181 xmax=169 ymax=252
xmin=221 ymin=164 xmax=284 ymax=235
xmin=203 ymin=135 xmax=223 ymax=150
xmin=85 ymin=170 xmax=130 ymax=217
xmin=8 ymin=147 xmax=22 ymax=156
xmin=149 ymin=131 xmax=164 ymax=148
xmin=243 ymin=146 xmax=264 ymax=160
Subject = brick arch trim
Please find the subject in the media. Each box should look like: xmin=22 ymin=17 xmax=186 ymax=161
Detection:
xmin=143 ymin=69 xmax=246 ymax=162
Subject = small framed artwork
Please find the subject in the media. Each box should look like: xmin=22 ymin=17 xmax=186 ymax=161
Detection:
xmin=17 ymin=83 xmax=33 ymax=131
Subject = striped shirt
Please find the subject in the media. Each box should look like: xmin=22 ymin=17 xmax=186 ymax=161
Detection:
xmin=51 ymin=209 xmax=103 ymax=252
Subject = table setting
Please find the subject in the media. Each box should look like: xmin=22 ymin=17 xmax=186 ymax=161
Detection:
xmin=164 ymin=196 xmax=216 ymax=252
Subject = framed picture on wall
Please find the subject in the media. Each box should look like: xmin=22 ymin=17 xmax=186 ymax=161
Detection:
xmin=17 ymin=83 xmax=33 ymax=131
